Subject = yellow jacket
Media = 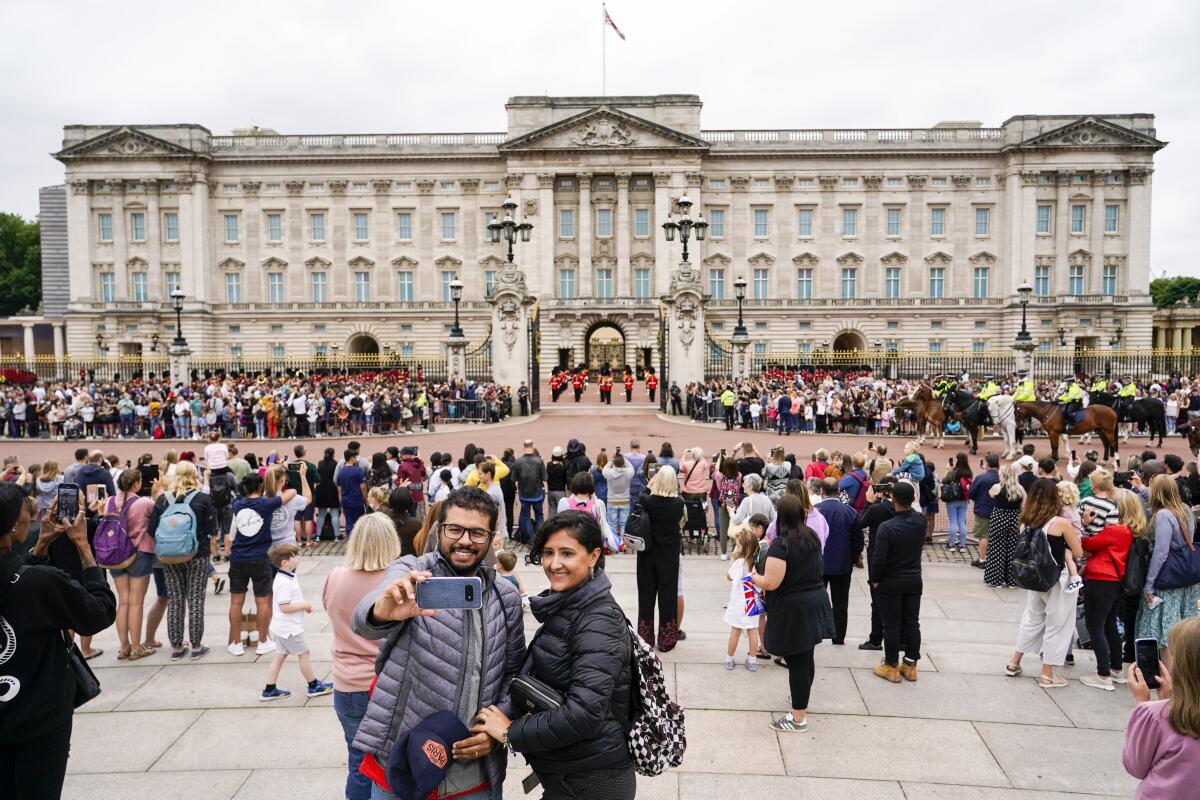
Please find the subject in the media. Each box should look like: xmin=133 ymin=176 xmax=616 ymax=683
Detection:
xmin=979 ymin=382 xmax=999 ymax=401
xmin=1012 ymin=380 xmax=1036 ymax=402
xmin=1058 ymin=383 xmax=1084 ymax=403
xmin=463 ymin=455 xmax=511 ymax=487
xmin=1117 ymin=382 xmax=1137 ymax=398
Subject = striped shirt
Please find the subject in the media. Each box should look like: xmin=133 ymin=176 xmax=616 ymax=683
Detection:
xmin=1079 ymin=495 xmax=1120 ymax=536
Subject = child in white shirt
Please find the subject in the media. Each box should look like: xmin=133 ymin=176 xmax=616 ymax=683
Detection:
xmin=724 ymin=525 xmax=762 ymax=671
xmin=260 ymin=543 xmax=332 ymax=701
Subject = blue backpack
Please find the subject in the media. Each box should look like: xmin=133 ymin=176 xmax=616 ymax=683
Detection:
xmin=155 ymin=490 xmax=199 ymax=564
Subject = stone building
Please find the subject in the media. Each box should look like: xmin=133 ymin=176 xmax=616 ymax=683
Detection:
xmin=48 ymin=94 xmax=1165 ymax=377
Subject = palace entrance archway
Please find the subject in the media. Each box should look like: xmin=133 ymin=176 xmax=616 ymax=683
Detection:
xmin=833 ymin=330 xmax=866 ymax=353
xmin=585 ymin=322 xmax=625 ymax=371
xmin=347 ymin=334 xmax=380 ymax=356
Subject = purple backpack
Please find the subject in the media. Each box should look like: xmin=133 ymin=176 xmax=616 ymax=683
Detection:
xmin=94 ymin=495 xmax=138 ymax=570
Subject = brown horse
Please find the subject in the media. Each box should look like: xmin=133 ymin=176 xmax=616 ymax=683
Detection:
xmin=1014 ymin=401 xmax=1118 ymax=461
xmin=1176 ymin=417 xmax=1200 ymax=458
xmin=894 ymin=385 xmax=947 ymax=448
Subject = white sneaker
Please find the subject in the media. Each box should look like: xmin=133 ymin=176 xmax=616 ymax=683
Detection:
xmin=227 ymin=642 xmax=245 ymax=656
xmin=256 ymin=640 xmax=277 ymax=656
xmin=1064 ymin=576 xmax=1084 ymax=594
xmin=720 ymin=553 xmax=730 ymax=561
xmin=1080 ymin=674 xmax=1115 ymax=692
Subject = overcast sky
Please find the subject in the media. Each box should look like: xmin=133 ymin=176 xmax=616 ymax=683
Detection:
xmin=3 ymin=0 xmax=1196 ymax=277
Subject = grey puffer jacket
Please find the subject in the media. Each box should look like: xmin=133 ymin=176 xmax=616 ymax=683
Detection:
xmin=351 ymin=552 xmax=525 ymax=790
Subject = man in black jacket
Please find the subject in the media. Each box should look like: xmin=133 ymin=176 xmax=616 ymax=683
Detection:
xmin=817 ymin=478 xmax=862 ymax=645
xmin=511 ymin=440 xmax=547 ymax=545
xmin=870 ymin=481 xmax=926 ymax=684
xmin=854 ymin=477 xmax=896 ymax=651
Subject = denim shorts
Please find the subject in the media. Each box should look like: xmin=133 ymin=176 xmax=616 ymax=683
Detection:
xmin=110 ymin=550 xmax=156 ymax=579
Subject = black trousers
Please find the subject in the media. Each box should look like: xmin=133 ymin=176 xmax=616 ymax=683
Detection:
xmin=671 ymin=397 xmax=683 ymax=415
xmin=824 ymin=573 xmax=852 ymax=644
xmin=867 ymin=583 xmax=883 ymax=645
xmin=1085 ymin=579 xmax=1125 ymax=677
xmin=784 ymin=649 xmax=816 ymax=710
xmin=879 ymin=579 xmax=922 ymax=665
xmin=636 ymin=546 xmax=679 ymax=626
xmin=723 ymin=406 xmax=735 ymax=430
xmin=0 ymin=719 xmax=72 ymax=800
xmin=539 ymin=764 xmax=637 ymax=800
xmin=1121 ymin=592 xmax=1140 ymax=664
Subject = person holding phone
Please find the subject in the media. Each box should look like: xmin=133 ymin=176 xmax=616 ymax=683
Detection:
xmin=0 ymin=483 xmax=116 ymax=799
xmin=351 ymin=488 xmax=524 ymax=800
xmin=1123 ymin=617 xmax=1200 ymax=797
xmin=1136 ymin=475 xmax=1199 ymax=651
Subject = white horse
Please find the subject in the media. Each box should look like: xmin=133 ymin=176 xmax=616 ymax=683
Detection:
xmin=988 ymin=395 xmax=1018 ymax=459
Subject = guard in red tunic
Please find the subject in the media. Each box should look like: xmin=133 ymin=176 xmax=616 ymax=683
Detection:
xmin=646 ymin=372 xmax=659 ymax=403
xmin=599 ymin=374 xmax=614 ymax=405
xmin=572 ymin=370 xmax=585 ymax=402
xmin=624 ymin=372 xmax=635 ymax=402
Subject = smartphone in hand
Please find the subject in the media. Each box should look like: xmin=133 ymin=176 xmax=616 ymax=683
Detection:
xmin=1135 ymin=637 xmax=1161 ymax=689
xmin=57 ymin=483 xmax=80 ymax=522
xmin=415 ymin=577 xmax=483 ymax=610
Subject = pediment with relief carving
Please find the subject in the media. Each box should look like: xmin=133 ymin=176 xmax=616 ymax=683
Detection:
xmin=499 ymin=106 xmax=709 ymax=152
xmin=1014 ymin=116 xmax=1165 ymax=151
xmin=55 ymin=126 xmax=204 ymax=161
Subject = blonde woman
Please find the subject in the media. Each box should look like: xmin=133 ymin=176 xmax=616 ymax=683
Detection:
xmin=984 ymin=463 xmax=1026 ymax=589
xmin=1137 ymin=475 xmax=1199 ymax=650
xmin=35 ymin=459 xmax=62 ymax=520
xmin=160 ymin=449 xmax=179 ymax=481
xmin=322 ymin=512 xmax=401 ymax=800
xmin=262 ymin=463 xmax=311 ymax=547
xmin=634 ymin=466 xmax=686 ymax=650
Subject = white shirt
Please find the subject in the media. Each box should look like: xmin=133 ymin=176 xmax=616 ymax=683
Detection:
xmin=269 ymin=571 xmax=306 ymax=638
xmin=204 ymin=442 xmax=229 ymax=470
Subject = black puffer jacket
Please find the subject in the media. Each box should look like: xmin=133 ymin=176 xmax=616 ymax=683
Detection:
xmin=507 ymin=569 xmax=633 ymax=775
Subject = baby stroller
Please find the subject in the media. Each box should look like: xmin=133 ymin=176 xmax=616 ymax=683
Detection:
xmin=64 ymin=417 xmax=85 ymax=440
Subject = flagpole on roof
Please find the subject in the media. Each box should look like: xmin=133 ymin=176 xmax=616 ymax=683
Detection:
xmin=602 ymin=2 xmax=607 ymax=96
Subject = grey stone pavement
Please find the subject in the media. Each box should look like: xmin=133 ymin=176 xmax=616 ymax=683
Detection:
xmin=66 ymin=549 xmax=1137 ymax=800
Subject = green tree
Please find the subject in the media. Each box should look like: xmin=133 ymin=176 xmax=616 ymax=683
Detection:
xmin=1150 ymin=276 xmax=1200 ymax=308
xmin=0 ymin=212 xmax=41 ymax=316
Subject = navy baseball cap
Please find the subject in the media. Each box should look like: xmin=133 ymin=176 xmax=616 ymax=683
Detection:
xmin=386 ymin=711 xmax=471 ymax=800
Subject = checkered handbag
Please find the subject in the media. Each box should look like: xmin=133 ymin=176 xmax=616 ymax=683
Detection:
xmin=625 ymin=622 xmax=686 ymax=776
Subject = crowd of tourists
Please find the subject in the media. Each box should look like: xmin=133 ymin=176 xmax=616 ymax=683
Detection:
xmin=3 ymin=423 xmax=1200 ymax=798
xmin=0 ymin=370 xmax=516 ymax=441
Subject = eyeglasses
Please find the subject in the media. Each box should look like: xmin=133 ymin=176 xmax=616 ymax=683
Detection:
xmin=439 ymin=523 xmax=492 ymax=545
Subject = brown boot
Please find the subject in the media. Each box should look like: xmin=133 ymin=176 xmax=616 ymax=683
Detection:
xmin=873 ymin=661 xmax=901 ymax=683
xmin=898 ymin=659 xmax=918 ymax=682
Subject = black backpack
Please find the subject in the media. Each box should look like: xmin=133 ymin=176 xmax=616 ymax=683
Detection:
xmin=1123 ymin=537 xmax=1151 ymax=598
xmin=940 ymin=478 xmax=964 ymax=503
xmin=1011 ymin=526 xmax=1062 ymax=592
xmin=210 ymin=473 xmax=234 ymax=509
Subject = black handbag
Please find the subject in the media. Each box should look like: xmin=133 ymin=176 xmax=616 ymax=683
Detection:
xmin=509 ymin=673 xmax=564 ymax=715
xmin=64 ymin=632 xmax=101 ymax=708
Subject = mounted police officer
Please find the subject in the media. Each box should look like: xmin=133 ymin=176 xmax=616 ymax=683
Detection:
xmin=1012 ymin=371 xmax=1036 ymax=402
xmin=1055 ymin=374 xmax=1084 ymax=424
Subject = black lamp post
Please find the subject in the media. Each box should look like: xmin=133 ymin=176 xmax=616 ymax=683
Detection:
xmin=149 ymin=332 xmax=159 ymax=353
xmin=487 ymin=196 xmax=533 ymax=264
xmin=1015 ymin=280 xmax=1032 ymax=343
xmin=170 ymin=288 xmax=187 ymax=347
xmin=733 ymin=275 xmax=748 ymax=338
xmin=1057 ymin=326 xmax=1067 ymax=347
xmin=95 ymin=332 xmax=106 ymax=355
xmin=331 ymin=344 xmax=341 ymax=374
xmin=661 ymin=194 xmax=707 ymax=263
xmin=449 ymin=279 xmax=465 ymax=338
xmin=1109 ymin=324 xmax=1123 ymax=348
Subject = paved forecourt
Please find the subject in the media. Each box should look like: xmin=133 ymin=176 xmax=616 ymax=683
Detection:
xmin=60 ymin=407 xmax=1142 ymax=799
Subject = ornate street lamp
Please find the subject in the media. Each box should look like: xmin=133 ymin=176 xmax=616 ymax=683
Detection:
xmin=1109 ymin=324 xmax=1123 ymax=348
xmin=95 ymin=332 xmax=106 ymax=355
xmin=1057 ymin=326 xmax=1068 ymax=347
xmin=487 ymin=196 xmax=534 ymax=264
xmin=449 ymin=278 xmax=465 ymax=339
xmin=1015 ymin=280 xmax=1032 ymax=343
xmin=170 ymin=288 xmax=187 ymax=347
xmin=661 ymin=194 xmax=707 ymax=263
xmin=149 ymin=332 xmax=160 ymax=353
xmin=733 ymin=275 xmax=748 ymax=338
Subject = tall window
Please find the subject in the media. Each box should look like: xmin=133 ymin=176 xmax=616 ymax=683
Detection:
xmin=272 ymin=344 xmax=285 ymax=358
xmin=229 ymin=345 xmax=243 ymax=358
xmin=310 ymin=272 xmax=327 ymax=302
xmin=355 ymin=271 xmax=370 ymax=302
xmin=98 ymin=213 xmax=113 ymax=242
xmin=558 ymin=268 xmax=577 ymax=299
xmin=885 ymin=267 xmax=901 ymax=299
xmin=975 ymin=207 xmax=990 ymax=236
xmin=596 ymin=208 xmax=613 ymax=237
xmin=132 ymin=272 xmax=148 ymax=302
xmin=100 ymin=272 xmax=115 ymax=302
xmin=1069 ymin=265 xmax=1085 ymax=295
xmin=268 ymin=272 xmax=285 ymax=303
xmin=708 ymin=209 xmax=725 ymax=237
xmin=633 ymin=268 xmax=651 ymax=299
xmin=1103 ymin=264 xmax=1118 ymax=295
xmin=972 ymin=267 xmax=989 ymax=298
xmin=886 ymin=207 xmax=901 ymax=236
xmin=753 ymin=208 xmax=769 ymax=237
xmin=396 ymin=212 xmax=412 ymax=240
xmin=1035 ymin=265 xmax=1050 ymax=296
xmin=441 ymin=271 xmax=457 ymax=301
xmin=354 ymin=212 xmax=369 ymax=240
xmin=753 ymin=268 xmax=769 ymax=299
xmin=485 ymin=271 xmax=496 ymax=298
xmin=482 ymin=212 xmax=498 ymax=240
xmin=165 ymin=271 xmax=180 ymax=299
xmin=841 ymin=208 xmax=857 ymax=236
xmin=397 ymin=271 xmax=414 ymax=301
xmin=929 ymin=267 xmax=944 ymax=298
xmin=1105 ymin=204 xmax=1119 ymax=233
xmin=440 ymin=212 xmax=456 ymax=240
xmin=131 ymin=212 xmax=146 ymax=242
xmin=163 ymin=212 xmax=179 ymax=242
xmin=267 ymin=213 xmax=282 ymax=242
xmin=796 ymin=269 xmax=813 ymax=300
xmin=708 ymin=269 xmax=725 ymax=300
xmin=310 ymin=212 xmax=325 ymax=241
xmin=225 ymin=273 xmax=241 ymax=303
xmin=1037 ymin=205 xmax=1052 ymax=234
xmin=595 ymin=268 xmax=614 ymax=299
xmin=634 ymin=208 xmax=650 ymax=237
xmin=1070 ymin=204 xmax=1086 ymax=233
xmin=223 ymin=214 xmax=238 ymax=243
xmin=559 ymin=209 xmax=575 ymax=238
xmin=797 ymin=208 xmax=813 ymax=237
xmin=840 ymin=268 xmax=857 ymax=299
xmin=930 ymin=207 xmax=946 ymax=236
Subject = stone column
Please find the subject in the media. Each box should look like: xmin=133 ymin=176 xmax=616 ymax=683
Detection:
xmin=52 ymin=322 xmax=65 ymax=361
xmin=1172 ymin=325 xmax=1183 ymax=351
xmin=1127 ymin=169 xmax=1152 ymax=295
xmin=181 ymin=175 xmax=211 ymax=304
xmin=575 ymin=173 xmax=592 ymax=301
xmin=417 ymin=179 xmax=436 ymax=300
xmin=537 ymin=174 xmax=555 ymax=299
xmin=22 ymin=323 xmax=35 ymax=368
xmin=653 ymin=172 xmax=671 ymax=295
xmin=168 ymin=342 xmax=191 ymax=388
xmin=111 ymin=180 xmax=129 ymax=299
xmin=663 ymin=263 xmax=705 ymax=389
xmin=731 ymin=330 xmax=751 ymax=381
xmin=773 ymin=176 xmax=794 ymax=297
xmin=446 ymin=336 xmax=467 ymax=385
xmin=1054 ymin=172 xmax=1070 ymax=295
xmin=1090 ymin=173 xmax=1107 ymax=293
xmin=1183 ymin=327 xmax=1194 ymax=353
xmin=616 ymin=172 xmax=631 ymax=298
xmin=145 ymin=180 xmax=162 ymax=300
xmin=66 ymin=179 xmax=93 ymax=301
xmin=488 ymin=265 xmax=533 ymax=395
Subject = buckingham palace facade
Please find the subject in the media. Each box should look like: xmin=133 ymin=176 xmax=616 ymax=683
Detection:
xmin=49 ymin=94 xmax=1165 ymax=370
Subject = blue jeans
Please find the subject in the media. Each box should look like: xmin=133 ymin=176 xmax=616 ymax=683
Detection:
xmin=607 ymin=502 xmax=630 ymax=540
xmin=518 ymin=497 xmax=544 ymax=544
xmin=372 ymin=782 xmax=500 ymax=800
xmin=316 ymin=507 xmax=341 ymax=540
xmin=334 ymin=689 xmax=372 ymax=800
xmin=946 ymin=501 xmax=968 ymax=547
